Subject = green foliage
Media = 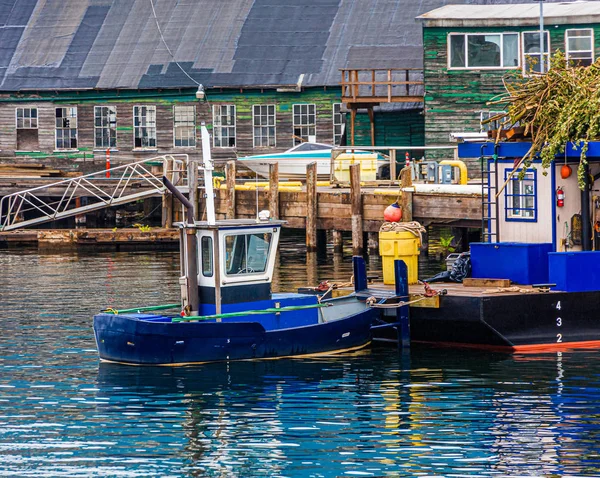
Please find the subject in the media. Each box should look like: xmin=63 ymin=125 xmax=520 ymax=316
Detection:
xmin=439 ymin=234 xmax=456 ymax=254
xmin=488 ymin=51 xmax=600 ymax=189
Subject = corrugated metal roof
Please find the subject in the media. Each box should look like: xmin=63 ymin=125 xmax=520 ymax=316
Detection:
xmin=418 ymin=1 xmax=600 ymax=27
xmin=0 ymin=0 xmax=571 ymax=92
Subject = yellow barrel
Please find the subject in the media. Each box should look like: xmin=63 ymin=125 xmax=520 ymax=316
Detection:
xmin=379 ymin=230 xmax=420 ymax=285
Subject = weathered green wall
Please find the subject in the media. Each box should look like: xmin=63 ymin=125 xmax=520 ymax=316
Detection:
xmin=423 ymin=23 xmax=600 ymax=168
xmin=351 ymin=109 xmax=424 ymax=147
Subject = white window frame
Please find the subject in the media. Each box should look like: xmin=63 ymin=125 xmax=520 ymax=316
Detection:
xmin=173 ymin=105 xmax=196 ymax=148
xmin=505 ymin=169 xmax=536 ymax=221
xmin=333 ymin=103 xmax=344 ymax=145
xmin=292 ymin=103 xmax=316 ymax=145
xmin=565 ymin=28 xmax=594 ymax=67
xmin=522 ymin=31 xmax=550 ymax=75
xmin=213 ymin=105 xmax=236 ymax=148
xmin=94 ymin=106 xmax=117 ymax=149
xmin=448 ymin=32 xmax=520 ymax=70
xmin=252 ymin=104 xmax=276 ymax=148
xmin=55 ymin=107 xmax=78 ymax=150
xmin=480 ymin=110 xmax=507 ymax=133
xmin=133 ymin=105 xmax=157 ymax=149
xmin=16 ymin=107 xmax=38 ymax=129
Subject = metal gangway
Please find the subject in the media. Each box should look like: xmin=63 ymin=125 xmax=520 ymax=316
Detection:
xmin=0 ymin=154 xmax=189 ymax=231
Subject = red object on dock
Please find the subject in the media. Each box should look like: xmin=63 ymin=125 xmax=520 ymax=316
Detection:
xmin=383 ymin=202 xmax=402 ymax=222
xmin=405 ymin=152 xmax=410 ymax=168
xmin=106 ymin=149 xmax=111 ymax=178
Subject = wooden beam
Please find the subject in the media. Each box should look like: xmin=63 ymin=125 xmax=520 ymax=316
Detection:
xmin=225 ymin=160 xmax=236 ymax=219
xmin=306 ymin=162 xmax=318 ymax=252
xmin=350 ymin=163 xmax=363 ymax=255
xmin=268 ymin=162 xmax=279 ymax=219
xmin=368 ymin=106 xmax=375 ymax=146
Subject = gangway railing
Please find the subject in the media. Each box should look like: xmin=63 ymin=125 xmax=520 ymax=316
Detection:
xmin=0 ymin=154 xmax=189 ymax=231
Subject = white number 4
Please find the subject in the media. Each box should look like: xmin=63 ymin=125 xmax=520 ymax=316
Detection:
xmin=556 ymin=301 xmax=561 ymax=310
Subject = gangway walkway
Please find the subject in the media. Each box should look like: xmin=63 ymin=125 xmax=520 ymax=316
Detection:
xmin=0 ymin=154 xmax=189 ymax=231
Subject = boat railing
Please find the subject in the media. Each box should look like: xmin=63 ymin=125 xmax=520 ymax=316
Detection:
xmin=0 ymin=154 xmax=190 ymax=231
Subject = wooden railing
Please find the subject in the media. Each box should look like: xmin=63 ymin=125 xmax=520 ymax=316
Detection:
xmin=340 ymin=68 xmax=424 ymax=104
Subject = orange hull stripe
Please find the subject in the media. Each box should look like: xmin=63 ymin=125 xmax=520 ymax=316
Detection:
xmin=414 ymin=339 xmax=600 ymax=354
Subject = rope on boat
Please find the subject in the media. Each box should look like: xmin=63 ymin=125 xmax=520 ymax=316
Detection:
xmin=365 ymin=295 xmax=429 ymax=308
xmin=102 ymin=303 xmax=182 ymax=315
xmin=173 ymin=302 xmax=332 ymax=323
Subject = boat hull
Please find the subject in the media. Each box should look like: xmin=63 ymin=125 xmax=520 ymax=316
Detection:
xmin=93 ymin=300 xmax=378 ymax=365
xmin=376 ymin=290 xmax=600 ymax=352
xmin=237 ymin=158 xmax=332 ymax=180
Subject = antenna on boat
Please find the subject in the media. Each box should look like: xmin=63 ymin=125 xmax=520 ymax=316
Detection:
xmin=201 ymin=123 xmax=216 ymax=225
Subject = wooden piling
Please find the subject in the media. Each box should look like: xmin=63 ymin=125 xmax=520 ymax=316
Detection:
xmin=225 ymin=160 xmax=236 ymax=219
xmin=332 ymin=230 xmax=343 ymax=254
xmin=162 ymin=193 xmax=173 ymax=227
xmin=188 ymin=158 xmax=198 ymax=221
xmin=350 ymin=163 xmax=363 ymax=255
xmin=399 ymin=166 xmax=413 ymax=222
xmin=367 ymin=231 xmax=379 ymax=255
xmin=269 ymin=162 xmax=279 ymax=219
xmin=306 ymin=162 xmax=318 ymax=252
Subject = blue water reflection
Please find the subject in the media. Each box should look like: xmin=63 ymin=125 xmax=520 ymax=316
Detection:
xmin=1 ymin=247 xmax=600 ymax=476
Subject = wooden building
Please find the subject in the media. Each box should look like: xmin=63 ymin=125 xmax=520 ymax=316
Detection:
xmin=418 ymin=1 xmax=600 ymax=165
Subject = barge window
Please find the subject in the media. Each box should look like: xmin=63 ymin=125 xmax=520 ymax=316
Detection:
xmin=174 ymin=105 xmax=196 ymax=148
xmin=55 ymin=107 xmax=77 ymax=149
xmin=292 ymin=104 xmax=316 ymax=145
xmin=134 ymin=105 xmax=157 ymax=148
xmin=449 ymin=33 xmax=518 ymax=69
xmin=253 ymin=105 xmax=276 ymax=147
xmin=201 ymin=236 xmax=213 ymax=277
xmin=522 ymin=31 xmax=550 ymax=75
xmin=566 ymin=29 xmax=593 ymax=67
xmin=213 ymin=105 xmax=236 ymax=147
xmin=224 ymin=232 xmax=272 ymax=276
xmin=333 ymin=103 xmax=344 ymax=146
xmin=94 ymin=106 xmax=117 ymax=149
xmin=505 ymin=169 xmax=536 ymax=221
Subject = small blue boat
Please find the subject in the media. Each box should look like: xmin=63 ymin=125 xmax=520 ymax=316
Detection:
xmin=93 ymin=127 xmax=378 ymax=365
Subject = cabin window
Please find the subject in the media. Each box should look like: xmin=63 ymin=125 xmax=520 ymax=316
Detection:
xmin=213 ymin=105 xmax=236 ymax=147
xmin=293 ymin=104 xmax=316 ymax=145
xmin=201 ymin=236 xmax=213 ymax=277
xmin=134 ymin=105 xmax=157 ymax=148
xmin=333 ymin=103 xmax=344 ymax=145
xmin=566 ymin=29 xmax=594 ymax=67
xmin=522 ymin=31 xmax=550 ymax=74
xmin=448 ymin=33 xmax=519 ymax=69
xmin=16 ymin=107 xmax=38 ymax=150
xmin=505 ymin=169 xmax=536 ymax=221
xmin=224 ymin=232 xmax=272 ymax=276
xmin=252 ymin=104 xmax=276 ymax=147
xmin=55 ymin=107 xmax=77 ymax=149
xmin=173 ymin=105 xmax=196 ymax=147
xmin=94 ymin=106 xmax=117 ymax=149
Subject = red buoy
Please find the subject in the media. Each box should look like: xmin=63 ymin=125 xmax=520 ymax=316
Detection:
xmin=561 ymin=164 xmax=572 ymax=179
xmin=384 ymin=202 xmax=402 ymax=222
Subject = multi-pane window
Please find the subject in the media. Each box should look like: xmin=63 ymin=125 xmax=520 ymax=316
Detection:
xmin=480 ymin=110 xmax=507 ymax=132
xmin=213 ymin=105 xmax=236 ymax=147
xmin=134 ymin=105 xmax=157 ymax=148
xmin=522 ymin=31 xmax=550 ymax=74
xmin=505 ymin=169 xmax=536 ymax=221
xmin=449 ymin=33 xmax=519 ymax=69
xmin=293 ymin=104 xmax=316 ymax=145
xmin=333 ymin=103 xmax=344 ymax=145
xmin=55 ymin=107 xmax=77 ymax=149
xmin=252 ymin=104 xmax=276 ymax=147
xmin=173 ymin=105 xmax=196 ymax=147
xmin=16 ymin=107 xmax=38 ymax=129
xmin=94 ymin=106 xmax=117 ymax=149
xmin=566 ymin=29 xmax=594 ymax=67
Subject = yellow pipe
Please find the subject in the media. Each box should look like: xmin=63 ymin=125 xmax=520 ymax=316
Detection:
xmin=374 ymin=189 xmax=401 ymax=196
xmin=439 ymin=160 xmax=468 ymax=185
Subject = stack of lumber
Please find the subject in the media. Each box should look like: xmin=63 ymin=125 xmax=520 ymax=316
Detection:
xmin=0 ymin=163 xmax=79 ymax=178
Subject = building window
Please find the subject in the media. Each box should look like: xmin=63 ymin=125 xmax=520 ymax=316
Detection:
xmin=134 ymin=105 xmax=157 ymax=148
xmin=55 ymin=107 xmax=77 ymax=149
xmin=333 ymin=103 xmax=344 ymax=145
xmin=16 ymin=107 xmax=39 ymax=150
xmin=213 ymin=105 xmax=236 ymax=147
xmin=293 ymin=104 xmax=316 ymax=145
xmin=252 ymin=105 xmax=276 ymax=147
xmin=94 ymin=106 xmax=117 ymax=149
xmin=16 ymin=107 xmax=38 ymax=129
xmin=174 ymin=105 xmax=196 ymax=147
xmin=480 ymin=110 xmax=507 ymax=132
xmin=505 ymin=169 xmax=536 ymax=221
xmin=566 ymin=29 xmax=593 ymax=67
xmin=449 ymin=33 xmax=519 ymax=69
xmin=522 ymin=31 xmax=550 ymax=74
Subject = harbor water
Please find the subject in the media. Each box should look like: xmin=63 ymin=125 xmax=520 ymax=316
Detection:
xmin=1 ymin=235 xmax=600 ymax=477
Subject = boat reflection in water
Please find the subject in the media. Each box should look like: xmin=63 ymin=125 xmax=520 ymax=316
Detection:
xmin=94 ymin=347 xmax=600 ymax=477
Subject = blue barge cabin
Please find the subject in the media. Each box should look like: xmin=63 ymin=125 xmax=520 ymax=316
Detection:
xmin=369 ymin=140 xmax=600 ymax=353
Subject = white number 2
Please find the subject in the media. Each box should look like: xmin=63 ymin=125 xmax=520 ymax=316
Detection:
xmin=557 ymin=334 xmax=562 ymax=343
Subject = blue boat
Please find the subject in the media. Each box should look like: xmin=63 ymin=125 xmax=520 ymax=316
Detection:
xmin=93 ymin=127 xmax=378 ymax=365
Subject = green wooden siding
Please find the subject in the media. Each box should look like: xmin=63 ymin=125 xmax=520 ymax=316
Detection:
xmin=351 ymin=109 xmax=424 ymax=147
